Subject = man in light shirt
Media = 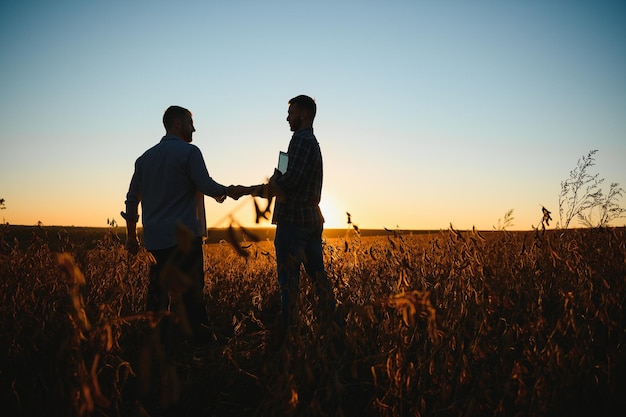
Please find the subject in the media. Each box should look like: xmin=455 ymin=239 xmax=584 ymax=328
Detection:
xmin=124 ymin=105 xmax=248 ymax=343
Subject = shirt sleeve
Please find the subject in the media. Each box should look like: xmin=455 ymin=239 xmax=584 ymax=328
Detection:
xmin=187 ymin=145 xmax=227 ymax=197
xmin=124 ymin=158 xmax=142 ymax=221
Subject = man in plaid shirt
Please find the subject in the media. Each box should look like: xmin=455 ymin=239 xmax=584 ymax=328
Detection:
xmin=269 ymin=95 xmax=337 ymax=327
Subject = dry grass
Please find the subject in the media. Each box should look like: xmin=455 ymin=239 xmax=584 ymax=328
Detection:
xmin=1 ymin=223 xmax=625 ymax=417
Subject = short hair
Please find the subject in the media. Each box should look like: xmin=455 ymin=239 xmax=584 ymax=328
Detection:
xmin=289 ymin=95 xmax=316 ymax=120
xmin=163 ymin=105 xmax=191 ymax=130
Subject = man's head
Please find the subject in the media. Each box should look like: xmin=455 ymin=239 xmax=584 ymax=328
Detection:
xmin=163 ymin=105 xmax=195 ymax=143
xmin=287 ymin=95 xmax=316 ymax=132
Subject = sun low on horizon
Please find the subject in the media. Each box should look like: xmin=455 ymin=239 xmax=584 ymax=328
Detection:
xmin=319 ymin=192 xmax=349 ymax=230
xmin=207 ymin=192 xmax=350 ymax=231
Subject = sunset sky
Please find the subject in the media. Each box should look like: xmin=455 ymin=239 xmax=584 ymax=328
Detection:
xmin=1 ymin=1 xmax=625 ymax=231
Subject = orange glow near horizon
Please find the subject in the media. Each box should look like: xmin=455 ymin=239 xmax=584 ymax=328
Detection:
xmin=319 ymin=193 xmax=347 ymax=229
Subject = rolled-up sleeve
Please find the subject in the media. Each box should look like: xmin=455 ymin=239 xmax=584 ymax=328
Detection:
xmin=125 ymin=159 xmax=142 ymax=221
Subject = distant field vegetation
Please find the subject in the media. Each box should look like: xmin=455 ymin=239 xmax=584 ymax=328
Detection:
xmin=1 ymin=223 xmax=625 ymax=416
xmin=1 ymin=225 xmax=441 ymax=250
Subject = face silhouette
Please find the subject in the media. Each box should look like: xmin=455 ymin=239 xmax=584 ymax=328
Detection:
xmin=178 ymin=113 xmax=196 ymax=143
xmin=286 ymin=103 xmax=305 ymax=132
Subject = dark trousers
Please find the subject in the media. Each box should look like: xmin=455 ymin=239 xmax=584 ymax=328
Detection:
xmin=147 ymin=238 xmax=209 ymax=337
xmin=274 ymin=223 xmax=336 ymax=325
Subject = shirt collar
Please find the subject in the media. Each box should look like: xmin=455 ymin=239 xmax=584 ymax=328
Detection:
xmin=160 ymin=134 xmax=184 ymax=142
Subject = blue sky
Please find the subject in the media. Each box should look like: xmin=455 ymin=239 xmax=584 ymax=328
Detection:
xmin=1 ymin=0 xmax=625 ymax=230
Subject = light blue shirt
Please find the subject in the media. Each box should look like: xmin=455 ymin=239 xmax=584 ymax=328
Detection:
xmin=125 ymin=135 xmax=226 ymax=250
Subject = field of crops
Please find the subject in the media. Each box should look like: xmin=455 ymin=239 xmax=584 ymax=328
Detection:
xmin=1 ymin=224 xmax=625 ymax=417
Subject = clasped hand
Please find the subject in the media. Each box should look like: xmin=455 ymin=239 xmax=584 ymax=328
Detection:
xmin=224 ymin=184 xmax=268 ymax=200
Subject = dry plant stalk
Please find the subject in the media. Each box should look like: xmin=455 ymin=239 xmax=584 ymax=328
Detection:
xmin=1 ymin=213 xmax=626 ymax=416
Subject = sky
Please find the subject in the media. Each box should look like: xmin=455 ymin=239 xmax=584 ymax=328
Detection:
xmin=1 ymin=0 xmax=625 ymax=231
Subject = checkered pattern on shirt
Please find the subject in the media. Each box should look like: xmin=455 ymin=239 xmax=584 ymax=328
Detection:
xmin=272 ymin=128 xmax=324 ymax=227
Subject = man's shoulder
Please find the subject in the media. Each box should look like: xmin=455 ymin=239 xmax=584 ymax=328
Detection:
xmin=291 ymin=129 xmax=318 ymax=146
xmin=136 ymin=142 xmax=190 ymax=169
xmin=144 ymin=137 xmax=199 ymax=154
xmin=293 ymin=128 xmax=316 ymax=139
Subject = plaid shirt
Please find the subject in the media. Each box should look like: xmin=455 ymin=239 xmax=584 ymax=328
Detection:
xmin=272 ymin=128 xmax=325 ymax=227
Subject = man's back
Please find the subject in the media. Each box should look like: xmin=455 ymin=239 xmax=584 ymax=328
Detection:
xmin=126 ymin=134 xmax=225 ymax=250
xmin=138 ymin=136 xmax=201 ymax=247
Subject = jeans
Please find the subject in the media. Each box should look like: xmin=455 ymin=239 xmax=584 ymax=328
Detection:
xmin=274 ymin=223 xmax=336 ymax=324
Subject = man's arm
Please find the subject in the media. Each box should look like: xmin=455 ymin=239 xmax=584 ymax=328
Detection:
xmin=124 ymin=165 xmax=141 ymax=255
xmin=188 ymin=146 xmax=230 ymax=200
xmin=272 ymin=136 xmax=311 ymax=194
xmin=121 ymin=210 xmax=139 ymax=255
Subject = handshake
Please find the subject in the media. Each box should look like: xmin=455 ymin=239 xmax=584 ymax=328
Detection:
xmin=222 ymin=182 xmax=282 ymax=202
xmin=217 ymin=170 xmax=284 ymax=202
